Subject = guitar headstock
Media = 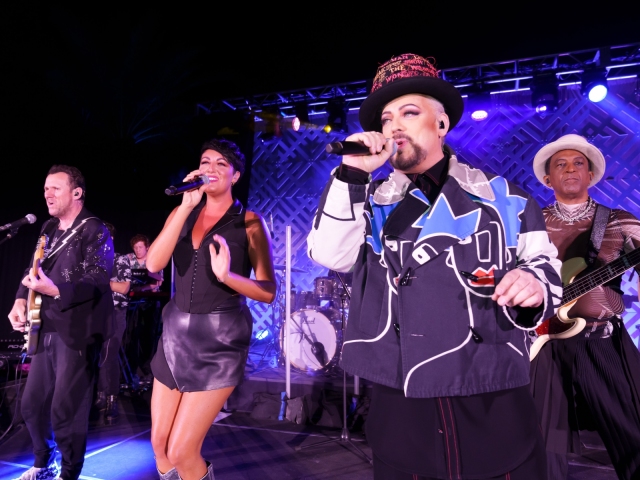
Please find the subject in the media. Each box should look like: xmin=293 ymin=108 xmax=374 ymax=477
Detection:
xmin=35 ymin=235 xmax=48 ymax=260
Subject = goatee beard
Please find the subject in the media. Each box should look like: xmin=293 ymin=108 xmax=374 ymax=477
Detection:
xmin=390 ymin=139 xmax=425 ymax=171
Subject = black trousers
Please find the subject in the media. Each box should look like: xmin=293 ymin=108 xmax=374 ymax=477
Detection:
xmin=373 ymin=437 xmax=547 ymax=480
xmin=532 ymin=320 xmax=640 ymax=480
xmin=97 ymin=306 xmax=127 ymax=395
xmin=21 ymin=333 xmax=100 ymax=480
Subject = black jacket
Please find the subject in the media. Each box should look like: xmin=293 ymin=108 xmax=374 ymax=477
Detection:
xmin=16 ymin=207 xmax=114 ymax=352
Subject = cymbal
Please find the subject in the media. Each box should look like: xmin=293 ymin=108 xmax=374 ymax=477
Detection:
xmin=274 ymin=264 xmax=306 ymax=273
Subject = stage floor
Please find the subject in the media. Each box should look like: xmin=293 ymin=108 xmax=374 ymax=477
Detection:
xmin=0 ymin=357 xmax=621 ymax=480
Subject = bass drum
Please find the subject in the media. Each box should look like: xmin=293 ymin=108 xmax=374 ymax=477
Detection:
xmin=280 ymin=308 xmax=342 ymax=375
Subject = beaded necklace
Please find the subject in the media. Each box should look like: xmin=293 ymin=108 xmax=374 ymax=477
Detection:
xmin=551 ymin=197 xmax=594 ymax=225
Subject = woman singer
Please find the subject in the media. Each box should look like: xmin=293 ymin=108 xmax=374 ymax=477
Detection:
xmin=146 ymin=138 xmax=276 ymax=480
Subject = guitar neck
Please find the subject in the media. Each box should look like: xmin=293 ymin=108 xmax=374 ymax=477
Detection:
xmin=562 ymin=247 xmax=640 ymax=304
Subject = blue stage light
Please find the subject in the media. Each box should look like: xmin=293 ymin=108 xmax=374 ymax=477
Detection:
xmin=581 ymin=68 xmax=608 ymax=103
xmin=465 ymin=86 xmax=492 ymax=122
xmin=255 ymin=329 xmax=270 ymax=340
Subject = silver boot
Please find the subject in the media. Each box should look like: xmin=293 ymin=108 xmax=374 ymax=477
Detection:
xmin=157 ymin=466 xmax=179 ymax=480
xmin=178 ymin=461 xmax=214 ymax=480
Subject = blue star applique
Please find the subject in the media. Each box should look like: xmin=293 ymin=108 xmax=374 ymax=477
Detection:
xmin=476 ymin=177 xmax=527 ymax=248
xmin=365 ymin=194 xmax=400 ymax=255
xmin=413 ymin=192 xmax=481 ymax=244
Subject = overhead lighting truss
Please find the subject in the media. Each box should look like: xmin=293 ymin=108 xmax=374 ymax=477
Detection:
xmin=197 ymin=44 xmax=640 ymax=117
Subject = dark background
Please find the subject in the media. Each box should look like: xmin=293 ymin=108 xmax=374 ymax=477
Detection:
xmin=1 ymin=3 xmax=638 ymax=342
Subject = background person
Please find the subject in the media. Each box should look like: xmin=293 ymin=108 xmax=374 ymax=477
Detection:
xmin=123 ymin=233 xmax=163 ymax=384
xmin=530 ymin=134 xmax=640 ymax=480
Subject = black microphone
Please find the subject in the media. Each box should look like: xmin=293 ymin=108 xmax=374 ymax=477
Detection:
xmin=165 ymin=175 xmax=210 ymax=196
xmin=325 ymin=141 xmax=372 ymax=156
xmin=0 ymin=214 xmax=37 ymax=232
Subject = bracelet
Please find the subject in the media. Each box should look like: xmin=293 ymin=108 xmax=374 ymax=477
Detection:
xmin=53 ymin=294 xmax=61 ymax=300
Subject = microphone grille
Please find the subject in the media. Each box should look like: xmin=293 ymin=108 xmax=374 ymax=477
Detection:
xmin=26 ymin=214 xmax=37 ymax=224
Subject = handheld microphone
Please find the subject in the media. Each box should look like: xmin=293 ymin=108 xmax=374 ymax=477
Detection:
xmin=325 ymin=141 xmax=372 ymax=156
xmin=0 ymin=214 xmax=37 ymax=232
xmin=165 ymin=175 xmax=210 ymax=196
xmin=326 ymin=140 xmax=397 ymax=156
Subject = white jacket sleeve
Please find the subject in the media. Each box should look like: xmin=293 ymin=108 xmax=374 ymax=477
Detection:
xmin=307 ymin=175 xmax=368 ymax=272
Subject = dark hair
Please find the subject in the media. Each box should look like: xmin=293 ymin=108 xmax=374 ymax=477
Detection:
xmin=544 ymin=155 xmax=594 ymax=175
xmin=48 ymin=165 xmax=86 ymax=201
xmin=130 ymin=234 xmax=150 ymax=249
xmin=200 ymin=138 xmax=246 ymax=175
xmin=104 ymin=222 xmax=116 ymax=237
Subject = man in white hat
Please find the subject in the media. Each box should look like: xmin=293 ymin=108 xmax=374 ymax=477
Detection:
xmin=308 ymin=53 xmax=563 ymax=479
xmin=530 ymin=134 xmax=640 ymax=480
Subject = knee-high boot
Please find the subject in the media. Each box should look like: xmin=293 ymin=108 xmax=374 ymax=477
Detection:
xmin=178 ymin=461 xmax=214 ymax=480
xmin=157 ymin=466 xmax=180 ymax=480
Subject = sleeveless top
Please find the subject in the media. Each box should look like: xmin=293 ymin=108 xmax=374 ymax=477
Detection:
xmin=172 ymin=197 xmax=252 ymax=313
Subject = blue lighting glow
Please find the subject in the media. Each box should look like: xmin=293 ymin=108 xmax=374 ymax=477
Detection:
xmin=255 ymin=329 xmax=270 ymax=340
xmin=588 ymin=84 xmax=608 ymax=102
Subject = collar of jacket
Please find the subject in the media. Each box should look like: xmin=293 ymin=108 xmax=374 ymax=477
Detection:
xmin=373 ymin=150 xmax=496 ymax=206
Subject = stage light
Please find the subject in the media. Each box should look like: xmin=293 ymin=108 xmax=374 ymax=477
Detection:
xmin=292 ymin=102 xmax=309 ymax=132
xmin=255 ymin=329 xmax=269 ymax=340
xmin=324 ymin=97 xmax=347 ymax=134
xmin=581 ymin=68 xmax=608 ymax=102
xmin=465 ymin=86 xmax=492 ymax=122
xmin=531 ymin=74 xmax=559 ymax=114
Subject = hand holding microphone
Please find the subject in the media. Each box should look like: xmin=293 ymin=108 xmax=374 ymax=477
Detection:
xmin=165 ymin=174 xmax=210 ymax=195
xmin=166 ymin=170 xmax=212 ymax=211
xmin=327 ymin=132 xmax=396 ymax=173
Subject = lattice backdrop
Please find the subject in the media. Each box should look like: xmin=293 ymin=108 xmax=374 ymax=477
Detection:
xmin=246 ymin=78 xmax=640 ymax=347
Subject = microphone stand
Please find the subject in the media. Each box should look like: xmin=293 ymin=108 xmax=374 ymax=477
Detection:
xmin=0 ymin=228 xmax=20 ymax=247
xmin=295 ymin=271 xmax=372 ymax=464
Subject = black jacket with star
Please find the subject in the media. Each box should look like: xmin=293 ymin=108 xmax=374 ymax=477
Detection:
xmin=16 ymin=207 xmax=114 ymax=353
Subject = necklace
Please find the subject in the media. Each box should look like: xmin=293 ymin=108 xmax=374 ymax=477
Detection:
xmin=551 ymin=197 xmax=594 ymax=225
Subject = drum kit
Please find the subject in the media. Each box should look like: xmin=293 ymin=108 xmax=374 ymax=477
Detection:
xmin=265 ymin=267 xmax=351 ymax=376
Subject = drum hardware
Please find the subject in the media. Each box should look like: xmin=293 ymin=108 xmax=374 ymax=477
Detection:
xmin=314 ymin=276 xmax=334 ymax=299
xmin=249 ymin=272 xmax=291 ymax=372
xmin=295 ymin=271 xmax=371 ymax=464
xmin=279 ymin=308 xmax=342 ymax=375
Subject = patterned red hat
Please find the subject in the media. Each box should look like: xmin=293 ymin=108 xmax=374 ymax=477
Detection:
xmin=359 ymin=53 xmax=464 ymax=132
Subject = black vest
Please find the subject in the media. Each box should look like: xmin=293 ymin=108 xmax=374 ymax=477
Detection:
xmin=172 ymin=198 xmax=251 ymax=313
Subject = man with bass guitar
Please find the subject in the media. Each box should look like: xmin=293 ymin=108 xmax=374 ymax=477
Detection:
xmin=529 ymin=134 xmax=640 ymax=480
xmin=7 ymin=165 xmax=114 ymax=480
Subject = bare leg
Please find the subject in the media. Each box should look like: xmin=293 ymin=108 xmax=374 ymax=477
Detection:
xmin=167 ymin=386 xmax=234 ymax=480
xmin=150 ymin=379 xmax=183 ymax=474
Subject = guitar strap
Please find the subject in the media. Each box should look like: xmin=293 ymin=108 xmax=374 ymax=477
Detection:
xmin=41 ymin=216 xmax=98 ymax=266
xmin=586 ymin=203 xmax=610 ymax=268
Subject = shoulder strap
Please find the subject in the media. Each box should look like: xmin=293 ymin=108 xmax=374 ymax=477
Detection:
xmin=586 ymin=204 xmax=611 ymax=267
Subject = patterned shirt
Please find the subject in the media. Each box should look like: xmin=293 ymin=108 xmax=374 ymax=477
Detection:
xmin=543 ymin=201 xmax=640 ymax=320
xmin=112 ymin=253 xmax=132 ymax=308
xmin=126 ymin=253 xmax=163 ymax=292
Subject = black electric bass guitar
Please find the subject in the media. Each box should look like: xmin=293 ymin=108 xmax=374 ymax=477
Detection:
xmin=24 ymin=235 xmax=48 ymax=355
xmin=530 ymin=246 xmax=640 ymax=360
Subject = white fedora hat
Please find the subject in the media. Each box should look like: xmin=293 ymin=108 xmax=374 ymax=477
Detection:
xmin=533 ymin=134 xmax=606 ymax=188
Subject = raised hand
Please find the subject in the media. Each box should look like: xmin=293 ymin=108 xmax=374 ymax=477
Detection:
xmin=209 ymin=234 xmax=231 ymax=283
xmin=341 ymin=132 xmax=396 ymax=173
xmin=179 ymin=169 xmax=207 ymax=210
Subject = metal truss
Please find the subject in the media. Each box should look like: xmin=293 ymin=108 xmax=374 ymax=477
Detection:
xmin=197 ymin=43 xmax=640 ymax=116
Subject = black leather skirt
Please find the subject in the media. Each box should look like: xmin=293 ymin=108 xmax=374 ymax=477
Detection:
xmin=150 ymin=297 xmax=252 ymax=392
